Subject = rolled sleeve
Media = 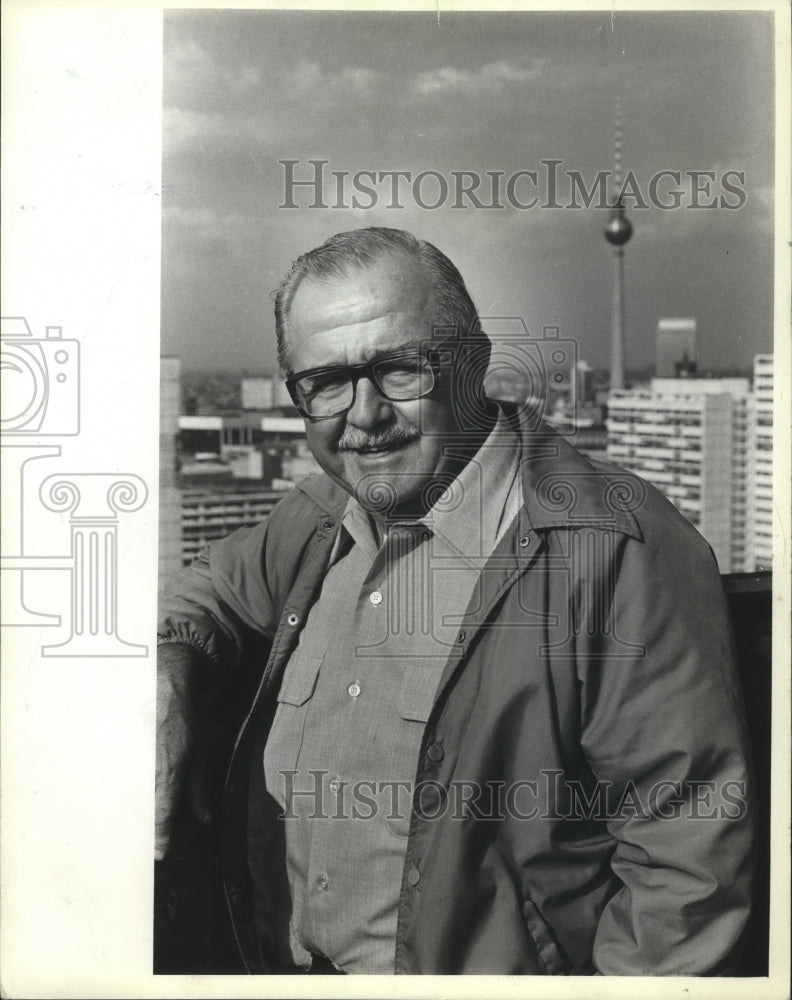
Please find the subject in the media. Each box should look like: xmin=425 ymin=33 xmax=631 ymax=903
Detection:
xmin=158 ymin=520 xmax=277 ymax=670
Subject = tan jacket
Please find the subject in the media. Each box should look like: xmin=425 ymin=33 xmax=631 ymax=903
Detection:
xmin=158 ymin=415 xmax=754 ymax=974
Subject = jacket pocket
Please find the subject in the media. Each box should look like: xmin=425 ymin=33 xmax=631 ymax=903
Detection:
xmin=522 ymin=897 xmax=567 ymax=975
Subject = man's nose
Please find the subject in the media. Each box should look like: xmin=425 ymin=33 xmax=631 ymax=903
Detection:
xmin=346 ymin=376 xmax=392 ymax=428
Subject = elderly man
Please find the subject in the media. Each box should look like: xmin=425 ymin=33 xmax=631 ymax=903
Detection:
xmin=157 ymin=227 xmax=753 ymax=975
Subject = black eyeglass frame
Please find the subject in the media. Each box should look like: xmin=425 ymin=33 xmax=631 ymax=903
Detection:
xmin=285 ymin=336 xmax=458 ymax=421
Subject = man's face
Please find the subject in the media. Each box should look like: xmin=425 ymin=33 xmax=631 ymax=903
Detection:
xmin=284 ymin=255 xmax=462 ymax=514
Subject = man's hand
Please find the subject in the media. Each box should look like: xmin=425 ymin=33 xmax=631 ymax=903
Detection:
xmin=156 ymin=644 xmax=210 ymax=860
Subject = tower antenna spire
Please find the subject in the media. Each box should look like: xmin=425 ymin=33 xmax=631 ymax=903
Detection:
xmin=604 ymin=94 xmax=633 ymax=391
xmin=613 ymin=94 xmax=623 ymax=195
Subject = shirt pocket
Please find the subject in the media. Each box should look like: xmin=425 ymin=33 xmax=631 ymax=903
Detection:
xmin=397 ymin=661 xmax=441 ymax=722
xmin=277 ymin=651 xmax=323 ymax=706
xmin=387 ymin=663 xmax=443 ymax=839
xmin=263 ymin=653 xmax=324 ymax=806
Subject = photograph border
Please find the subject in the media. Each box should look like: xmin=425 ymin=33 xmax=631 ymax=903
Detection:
xmin=1 ymin=1 xmax=789 ymax=998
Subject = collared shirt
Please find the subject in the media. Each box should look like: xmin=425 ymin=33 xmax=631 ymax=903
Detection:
xmin=263 ymin=411 xmax=522 ymax=973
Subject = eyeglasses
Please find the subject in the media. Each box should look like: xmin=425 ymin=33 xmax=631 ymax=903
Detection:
xmin=285 ymin=339 xmax=455 ymax=420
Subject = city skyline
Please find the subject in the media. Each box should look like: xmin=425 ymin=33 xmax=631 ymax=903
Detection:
xmin=161 ymin=348 xmax=774 ymax=575
xmin=162 ymin=9 xmax=774 ymax=375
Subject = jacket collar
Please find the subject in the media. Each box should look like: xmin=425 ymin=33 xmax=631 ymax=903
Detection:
xmin=508 ymin=405 xmax=643 ymax=540
xmin=294 ymin=401 xmax=643 ymax=542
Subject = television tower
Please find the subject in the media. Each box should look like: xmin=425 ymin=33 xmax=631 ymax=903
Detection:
xmin=604 ymin=96 xmax=633 ymax=391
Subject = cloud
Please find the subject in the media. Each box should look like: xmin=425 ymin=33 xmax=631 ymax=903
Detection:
xmin=163 ymin=204 xmax=258 ymax=236
xmin=164 ymin=56 xmax=401 ymax=164
xmin=336 ymin=66 xmax=382 ymax=94
xmin=278 ymin=58 xmax=323 ymax=99
xmin=164 ymin=37 xmax=263 ymax=110
xmin=413 ymin=59 xmax=544 ymax=97
xmin=227 ymin=64 xmax=263 ymax=97
xmin=748 ymin=183 xmax=773 ymax=217
xmin=163 ymin=205 xmax=217 ymax=230
xmin=166 ymin=39 xmax=216 ymax=93
xmin=278 ymin=59 xmax=389 ymax=104
xmin=163 ymin=105 xmax=279 ymax=155
xmin=162 ymin=205 xmax=266 ymax=277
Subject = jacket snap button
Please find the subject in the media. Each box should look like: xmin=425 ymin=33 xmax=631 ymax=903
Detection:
xmin=427 ymin=743 xmax=444 ymax=762
xmin=286 ymin=612 xmax=300 ymax=626
xmin=406 ymin=865 xmax=421 ymax=887
xmin=519 ymin=535 xmax=531 ymax=547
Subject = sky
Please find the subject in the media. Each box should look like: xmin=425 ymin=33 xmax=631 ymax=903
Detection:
xmin=161 ymin=8 xmax=775 ymax=375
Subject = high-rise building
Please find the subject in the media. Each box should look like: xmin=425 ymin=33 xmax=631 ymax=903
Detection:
xmin=748 ymin=355 xmax=773 ymax=570
xmin=241 ymin=376 xmax=274 ymax=410
xmin=175 ymin=409 xmax=320 ymax=564
xmin=159 ymin=357 xmax=184 ymax=591
xmin=656 ymin=318 xmax=698 ymax=377
xmin=221 ymin=444 xmax=265 ymax=480
xmin=571 ymin=360 xmax=593 ymax=408
xmin=241 ymin=375 xmax=294 ymax=410
xmin=179 ymin=414 xmax=262 ymax=454
xmin=607 ymin=377 xmax=750 ymax=573
xmin=180 ymin=486 xmax=286 ymax=565
xmin=273 ymin=378 xmax=294 ymax=409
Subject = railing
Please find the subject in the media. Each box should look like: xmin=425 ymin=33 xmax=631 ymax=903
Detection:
xmin=721 ymin=571 xmax=772 ymax=975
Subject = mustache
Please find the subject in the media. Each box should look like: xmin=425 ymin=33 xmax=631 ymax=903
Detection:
xmin=337 ymin=424 xmax=420 ymax=452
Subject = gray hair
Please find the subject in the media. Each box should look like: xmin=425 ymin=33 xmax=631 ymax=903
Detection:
xmin=273 ymin=227 xmax=487 ymax=373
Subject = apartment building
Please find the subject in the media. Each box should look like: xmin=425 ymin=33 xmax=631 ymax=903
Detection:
xmin=607 ymin=378 xmax=750 ymax=572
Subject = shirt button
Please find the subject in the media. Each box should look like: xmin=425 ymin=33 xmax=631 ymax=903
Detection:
xmin=286 ymin=612 xmax=300 ymax=626
xmin=406 ymin=865 xmax=421 ymax=887
xmin=427 ymin=743 xmax=444 ymax=762
xmin=456 ymin=630 xmax=466 ymax=643
xmin=369 ymin=590 xmax=383 ymax=606
xmin=317 ymin=873 xmax=330 ymax=892
xmin=348 ymin=682 xmax=361 ymax=698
